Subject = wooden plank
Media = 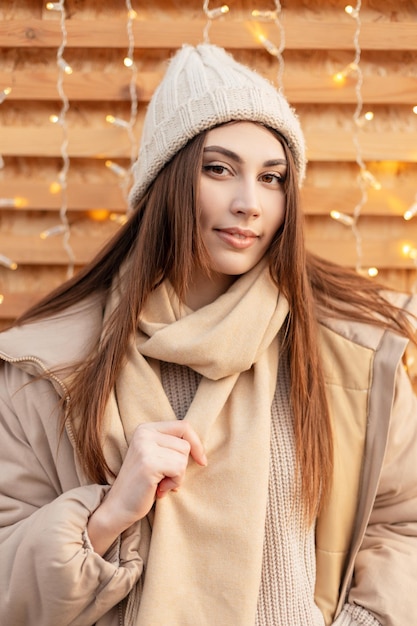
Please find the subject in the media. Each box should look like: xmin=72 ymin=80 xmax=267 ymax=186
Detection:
xmin=2 ymin=70 xmax=417 ymax=104
xmin=0 ymin=181 xmax=127 ymax=211
xmin=0 ymin=127 xmax=133 ymax=158
xmin=1 ymin=180 xmax=415 ymax=217
xmin=0 ymin=292 xmax=45 ymax=320
xmin=1 ymin=127 xmax=417 ymax=162
xmin=1 ymin=18 xmax=417 ymax=51
xmin=301 ymin=186 xmax=416 ymax=217
xmin=306 ymin=238 xmax=417 ymax=269
xmin=0 ymin=232 xmax=116 ymax=265
xmin=1 ymin=230 xmax=416 ymax=269
xmin=0 ymin=71 xmax=161 ymax=103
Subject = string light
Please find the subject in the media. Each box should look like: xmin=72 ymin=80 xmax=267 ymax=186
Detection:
xmin=332 ymin=62 xmax=358 ymax=85
xmin=413 ymin=105 xmax=417 ymax=115
xmin=123 ymin=0 xmax=139 ymax=167
xmin=40 ymin=224 xmax=68 ymax=239
xmin=403 ymin=195 xmax=417 ymax=221
xmin=355 ymin=110 xmax=374 ymax=127
xmin=102 ymin=1 xmax=139 ymax=215
xmin=105 ymin=160 xmax=128 ymax=178
xmin=0 ymin=87 xmax=11 ymax=105
xmin=258 ymin=35 xmax=280 ymax=57
xmin=0 ymin=87 xmax=18 ymax=276
xmin=203 ymin=2 xmax=229 ymax=20
xmin=402 ymin=245 xmax=417 ymax=293
xmin=330 ymin=210 xmax=355 ymax=227
xmin=0 ymin=197 xmax=27 ymax=208
xmin=252 ymin=9 xmax=279 ymax=20
xmin=252 ymin=2 xmax=285 ymax=91
xmin=344 ymin=4 xmax=359 ymax=18
xmin=331 ymin=1 xmax=370 ymax=274
xmin=105 ymin=0 xmax=138 ymax=214
xmin=46 ymin=1 xmax=64 ymax=10
xmin=203 ymin=1 xmax=230 ymax=43
xmin=360 ymin=169 xmax=382 ymax=190
xmin=110 ymin=213 xmax=128 ymax=225
xmin=43 ymin=0 xmax=75 ymax=278
xmin=0 ymin=254 xmax=18 ymax=271
xmin=105 ymin=114 xmax=130 ymax=129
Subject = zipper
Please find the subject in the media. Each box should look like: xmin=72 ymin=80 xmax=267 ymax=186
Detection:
xmin=118 ymin=600 xmax=124 ymax=626
xmin=0 ymin=352 xmax=76 ymax=444
xmin=0 ymin=352 xmax=70 ymax=400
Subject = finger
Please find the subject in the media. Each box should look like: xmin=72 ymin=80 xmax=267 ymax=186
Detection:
xmin=161 ymin=421 xmax=208 ymax=467
xmin=156 ymin=476 xmax=180 ymax=497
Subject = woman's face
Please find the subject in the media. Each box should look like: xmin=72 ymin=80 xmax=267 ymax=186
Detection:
xmin=190 ymin=122 xmax=287 ymax=306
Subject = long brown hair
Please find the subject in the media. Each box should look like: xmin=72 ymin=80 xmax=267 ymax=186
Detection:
xmin=15 ymin=125 xmax=416 ymax=524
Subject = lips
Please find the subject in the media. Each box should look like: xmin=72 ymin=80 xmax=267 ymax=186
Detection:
xmin=215 ymin=227 xmax=259 ymax=249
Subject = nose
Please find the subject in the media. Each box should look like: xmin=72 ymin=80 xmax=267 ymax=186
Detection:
xmin=230 ymin=180 xmax=260 ymax=218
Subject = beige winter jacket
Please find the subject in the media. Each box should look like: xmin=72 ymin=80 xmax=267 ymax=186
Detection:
xmin=0 ymin=292 xmax=417 ymax=626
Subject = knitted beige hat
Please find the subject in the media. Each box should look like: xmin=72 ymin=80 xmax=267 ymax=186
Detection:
xmin=129 ymin=43 xmax=306 ymax=207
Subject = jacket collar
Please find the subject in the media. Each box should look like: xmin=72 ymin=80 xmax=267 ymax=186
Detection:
xmin=0 ymin=292 xmax=105 ymax=384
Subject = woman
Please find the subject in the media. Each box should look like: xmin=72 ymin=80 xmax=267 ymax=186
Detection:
xmin=0 ymin=43 xmax=416 ymax=626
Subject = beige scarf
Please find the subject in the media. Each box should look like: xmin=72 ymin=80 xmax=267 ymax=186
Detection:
xmin=102 ymin=259 xmax=289 ymax=626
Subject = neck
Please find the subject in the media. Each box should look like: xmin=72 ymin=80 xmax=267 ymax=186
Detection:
xmin=184 ymin=270 xmax=237 ymax=310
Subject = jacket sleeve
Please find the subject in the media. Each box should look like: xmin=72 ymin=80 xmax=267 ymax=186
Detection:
xmin=345 ymin=362 xmax=417 ymax=625
xmin=0 ymin=361 xmax=143 ymax=626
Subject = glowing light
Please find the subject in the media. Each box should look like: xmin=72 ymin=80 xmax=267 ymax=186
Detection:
xmin=106 ymin=114 xmax=129 ymax=128
xmin=332 ymin=62 xmax=358 ymax=85
xmin=123 ymin=56 xmax=134 ymax=68
xmin=0 ymin=197 xmax=26 ymax=208
xmin=46 ymin=2 xmax=63 ymax=10
xmin=360 ymin=169 xmax=382 ymax=191
xmin=49 ymin=181 xmax=62 ymax=194
xmin=203 ymin=2 xmax=230 ymax=42
xmin=205 ymin=4 xmax=229 ymax=18
xmin=251 ymin=9 xmax=278 ymax=20
xmin=0 ymin=254 xmax=18 ymax=270
xmin=402 ymin=244 xmax=417 ymax=259
xmin=345 ymin=5 xmax=359 ymax=17
xmin=40 ymin=224 xmax=68 ymax=239
xmin=49 ymin=114 xmax=60 ymax=124
xmin=58 ymin=58 xmax=73 ymax=75
xmin=87 ymin=209 xmax=111 ymax=222
xmin=330 ymin=210 xmax=355 ymax=226
xmin=404 ymin=202 xmax=417 ymax=221
xmin=258 ymin=34 xmax=280 ymax=57
xmin=0 ymin=87 xmax=12 ymax=104
xmin=13 ymin=197 xmax=27 ymax=208
xmin=367 ymin=267 xmax=378 ymax=277
xmin=413 ymin=105 xmax=417 ymax=115
xmin=110 ymin=213 xmax=128 ymax=225
xmin=105 ymin=160 xmax=128 ymax=178
xmin=333 ymin=72 xmax=347 ymax=85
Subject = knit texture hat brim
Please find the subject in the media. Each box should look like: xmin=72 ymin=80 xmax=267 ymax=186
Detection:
xmin=129 ymin=44 xmax=306 ymax=207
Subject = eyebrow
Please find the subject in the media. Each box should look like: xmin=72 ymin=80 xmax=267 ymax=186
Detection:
xmin=203 ymin=145 xmax=287 ymax=168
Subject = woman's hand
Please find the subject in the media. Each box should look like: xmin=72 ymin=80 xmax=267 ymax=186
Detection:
xmin=87 ymin=421 xmax=207 ymax=555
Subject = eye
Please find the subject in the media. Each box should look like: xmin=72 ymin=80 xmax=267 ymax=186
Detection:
xmin=259 ymin=172 xmax=285 ymax=187
xmin=202 ymin=163 xmax=231 ymax=177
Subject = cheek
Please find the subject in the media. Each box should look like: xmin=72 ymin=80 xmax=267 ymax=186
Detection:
xmin=267 ymin=196 xmax=286 ymax=233
xmin=198 ymin=184 xmax=224 ymax=227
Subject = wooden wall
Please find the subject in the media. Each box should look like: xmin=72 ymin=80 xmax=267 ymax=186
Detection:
xmin=1 ymin=0 xmax=417 ymax=330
